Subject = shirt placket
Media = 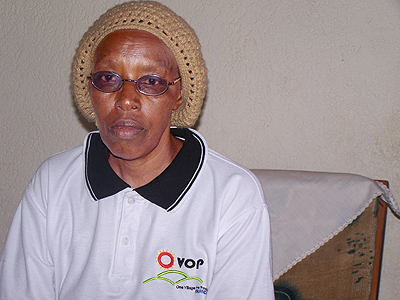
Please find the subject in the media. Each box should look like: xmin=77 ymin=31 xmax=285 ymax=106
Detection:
xmin=112 ymin=190 xmax=144 ymax=279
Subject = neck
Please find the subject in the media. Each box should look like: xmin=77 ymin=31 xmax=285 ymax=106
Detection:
xmin=107 ymin=134 xmax=183 ymax=189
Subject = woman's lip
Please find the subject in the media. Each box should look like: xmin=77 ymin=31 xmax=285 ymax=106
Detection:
xmin=108 ymin=119 xmax=144 ymax=139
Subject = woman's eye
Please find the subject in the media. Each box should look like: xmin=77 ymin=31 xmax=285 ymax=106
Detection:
xmin=144 ymin=76 xmax=161 ymax=85
xmin=101 ymin=74 xmax=116 ymax=82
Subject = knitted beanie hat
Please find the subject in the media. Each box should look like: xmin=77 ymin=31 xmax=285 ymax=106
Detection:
xmin=72 ymin=1 xmax=207 ymax=128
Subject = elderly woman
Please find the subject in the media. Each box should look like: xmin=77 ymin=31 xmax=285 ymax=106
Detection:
xmin=0 ymin=1 xmax=274 ymax=299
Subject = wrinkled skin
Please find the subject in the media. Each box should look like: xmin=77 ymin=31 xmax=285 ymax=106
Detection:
xmin=90 ymin=29 xmax=183 ymax=188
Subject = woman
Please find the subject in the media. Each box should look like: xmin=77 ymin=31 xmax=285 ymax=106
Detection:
xmin=0 ymin=2 xmax=274 ymax=299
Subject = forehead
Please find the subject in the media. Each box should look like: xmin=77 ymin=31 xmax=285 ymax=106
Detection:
xmin=92 ymin=29 xmax=178 ymax=72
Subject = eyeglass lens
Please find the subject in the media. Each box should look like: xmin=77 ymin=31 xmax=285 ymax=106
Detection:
xmin=90 ymin=71 xmax=174 ymax=96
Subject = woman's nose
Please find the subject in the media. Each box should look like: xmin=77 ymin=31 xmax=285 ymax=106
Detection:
xmin=115 ymin=82 xmax=141 ymax=111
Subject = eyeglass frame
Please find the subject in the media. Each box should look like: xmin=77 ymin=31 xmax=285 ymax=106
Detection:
xmin=87 ymin=71 xmax=181 ymax=96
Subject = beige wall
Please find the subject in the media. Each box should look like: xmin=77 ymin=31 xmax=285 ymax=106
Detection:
xmin=1 ymin=0 xmax=399 ymax=297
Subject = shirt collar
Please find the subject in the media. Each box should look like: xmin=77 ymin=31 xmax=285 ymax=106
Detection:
xmin=85 ymin=128 xmax=205 ymax=211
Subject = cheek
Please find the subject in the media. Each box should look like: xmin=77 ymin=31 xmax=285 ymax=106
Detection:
xmin=154 ymin=98 xmax=178 ymax=121
xmin=90 ymin=89 xmax=114 ymax=120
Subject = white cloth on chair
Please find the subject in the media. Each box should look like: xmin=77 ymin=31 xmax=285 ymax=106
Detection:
xmin=251 ymin=169 xmax=397 ymax=280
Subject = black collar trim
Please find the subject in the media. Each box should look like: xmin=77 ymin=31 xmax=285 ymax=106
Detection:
xmin=84 ymin=128 xmax=205 ymax=211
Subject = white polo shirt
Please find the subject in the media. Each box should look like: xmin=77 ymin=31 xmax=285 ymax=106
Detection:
xmin=0 ymin=128 xmax=274 ymax=299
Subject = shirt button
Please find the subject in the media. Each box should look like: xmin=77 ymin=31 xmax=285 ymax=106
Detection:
xmin=122 ymin=237 xmax=130 ymax=245
xmin=127 ymin=197 xmax=135 ymax=204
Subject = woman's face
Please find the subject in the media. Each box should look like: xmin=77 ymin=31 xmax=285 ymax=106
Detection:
xmin=90 ymin=29 xmax=182 ymax=163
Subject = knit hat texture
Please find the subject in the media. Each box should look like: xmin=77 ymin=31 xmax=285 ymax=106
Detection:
xmin=72 ymin=1 xmax=207 ymax=127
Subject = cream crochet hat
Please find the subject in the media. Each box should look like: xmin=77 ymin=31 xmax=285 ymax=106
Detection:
xmin=72 ymin=1 xmax=207 ymax=128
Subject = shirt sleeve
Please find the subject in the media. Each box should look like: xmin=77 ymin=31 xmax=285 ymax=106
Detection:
xmin=0 ymin=174 xmax=56 ymax=299
xmin=206 ymin=202 xmax=274 ymax=299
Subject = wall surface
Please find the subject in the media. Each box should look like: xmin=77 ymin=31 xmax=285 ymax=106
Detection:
xmin=1 ymin=0 xmax=399 ymax=298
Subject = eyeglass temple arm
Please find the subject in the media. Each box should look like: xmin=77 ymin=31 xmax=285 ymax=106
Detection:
xmin=169 ymin=77 xmax=182 ymax=85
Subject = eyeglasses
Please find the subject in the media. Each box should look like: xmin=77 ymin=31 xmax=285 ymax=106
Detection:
xmin=88 ymin=71 xmax=181 ymax=96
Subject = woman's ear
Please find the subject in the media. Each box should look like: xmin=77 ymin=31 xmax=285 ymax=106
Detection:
xmin=173 ymin=88 xmax=182 ymax=111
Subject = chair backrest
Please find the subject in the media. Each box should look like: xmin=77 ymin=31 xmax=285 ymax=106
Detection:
xmin=252 ymin=169 xmax=389 ymax=300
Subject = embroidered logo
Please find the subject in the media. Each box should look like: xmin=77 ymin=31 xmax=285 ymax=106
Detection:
xmin=157 ymin=250 xmax=175 ymax=269
xmin=143 ymin=249 xmax=208 ymax=295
